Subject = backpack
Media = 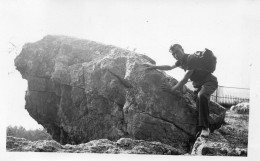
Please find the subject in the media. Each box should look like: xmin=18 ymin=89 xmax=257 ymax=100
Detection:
xmin=187 ymin=48 xmax=217 ymax=73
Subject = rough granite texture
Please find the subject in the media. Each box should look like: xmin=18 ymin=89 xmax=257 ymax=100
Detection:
xmin=14 ymin=35 xmax=226 ymax=152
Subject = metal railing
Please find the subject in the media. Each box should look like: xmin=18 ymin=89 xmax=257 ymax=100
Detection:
xmin=210 ymin=85 xmax=250 ymax=105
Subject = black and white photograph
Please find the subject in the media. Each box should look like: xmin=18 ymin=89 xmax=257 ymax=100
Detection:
xmin=1 ymin=0 xmax=260 ymax=161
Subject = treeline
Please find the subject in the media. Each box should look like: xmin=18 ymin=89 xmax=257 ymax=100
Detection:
xmin=6 ymin=125 xmax=52 ymax=141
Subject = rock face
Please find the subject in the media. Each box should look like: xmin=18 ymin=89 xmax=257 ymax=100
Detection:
xmin=15 ymin=35 xmax=226 ymax=152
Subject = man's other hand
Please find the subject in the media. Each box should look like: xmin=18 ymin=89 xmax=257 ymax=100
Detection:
xmin=161 ymin=82 xmax=181 ymax=96
xmin=161 ymin=82 xmax=172 ymax=93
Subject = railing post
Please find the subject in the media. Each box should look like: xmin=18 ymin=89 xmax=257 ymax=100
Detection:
xmin=215 ymin=86 xmax=218 ymax=103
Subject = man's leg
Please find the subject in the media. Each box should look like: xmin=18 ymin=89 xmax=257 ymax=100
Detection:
xmin=197 ymin=81 xmax=218 ymax=136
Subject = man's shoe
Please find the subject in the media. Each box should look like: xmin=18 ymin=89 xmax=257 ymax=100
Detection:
xmin=200 ymin=128 xmax=210 ymax=138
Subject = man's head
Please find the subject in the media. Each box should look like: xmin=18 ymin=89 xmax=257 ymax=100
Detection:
xmin=169 ymin=44 xmax=184 ymax=60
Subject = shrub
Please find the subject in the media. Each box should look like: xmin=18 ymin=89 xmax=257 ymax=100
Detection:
xmin=6 ymin=125 xmax=52 ymax=141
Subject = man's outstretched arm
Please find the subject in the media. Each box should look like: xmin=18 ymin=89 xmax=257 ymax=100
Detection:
xmin=143 ymin=64 xmax=177 ymax=71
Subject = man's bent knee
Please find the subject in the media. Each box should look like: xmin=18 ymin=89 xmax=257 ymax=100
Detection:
xmin=197 ymin=92 xmax=210 ymax=100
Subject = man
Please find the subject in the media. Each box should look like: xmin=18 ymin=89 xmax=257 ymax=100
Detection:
xmin=144 ymin=44 xmax=218 ymax=137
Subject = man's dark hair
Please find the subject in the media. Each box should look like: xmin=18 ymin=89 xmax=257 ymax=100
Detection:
xmin=169 ymin=44 xmax=183 ymax=52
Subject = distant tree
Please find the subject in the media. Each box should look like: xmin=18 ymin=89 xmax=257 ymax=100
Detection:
xmin=6 ymin=125 xmax=52 ymax=141
xmin=6 ymin=125 xmax=15 ymax=136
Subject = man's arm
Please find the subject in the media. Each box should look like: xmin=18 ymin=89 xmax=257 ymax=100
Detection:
xmin=144 ymin=64 xmax=177 ymax=71
xmin=170 ymin=70 xmax=193 ymax=92
xmin=161 ymin=70 xmax=193 ymax=94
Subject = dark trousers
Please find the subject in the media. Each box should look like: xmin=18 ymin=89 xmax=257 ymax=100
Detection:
xmin=194 ymin=81 xmax=218 ymax=129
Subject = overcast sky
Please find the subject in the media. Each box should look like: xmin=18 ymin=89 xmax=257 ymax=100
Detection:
xmin=1 ymin=0 xmax=259 ymax=130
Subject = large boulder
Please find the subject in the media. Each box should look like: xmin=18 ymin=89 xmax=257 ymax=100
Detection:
xmin=14 ymin=35 xmax=226 ymax=152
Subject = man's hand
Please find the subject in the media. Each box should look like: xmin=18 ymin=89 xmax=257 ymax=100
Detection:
xmin=162 ymin=70 xmax=193 ymax=96
xmin=161 ymin=82 xmax=181 ymax=96
xmin=143 ymin=64 xmax=155 ymax=70
xmin=161 ymin=82 xmax=172 ymax=93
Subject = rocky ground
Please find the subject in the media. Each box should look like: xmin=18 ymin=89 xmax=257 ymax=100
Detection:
xmin=6 ymin=109 xmax=248 ymax=156
xmin=6 ymin=137 xmax=183 ymax=155
xmin=191 ymin=110 xmax=248 ymax=156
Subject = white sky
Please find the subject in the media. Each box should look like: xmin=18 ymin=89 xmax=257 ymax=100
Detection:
xmin=1 ymin=0 xmax=260 ymax=160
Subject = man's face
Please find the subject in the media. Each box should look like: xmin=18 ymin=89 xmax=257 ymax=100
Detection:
xmin=170 ymin=47 xmax=184 ymax=60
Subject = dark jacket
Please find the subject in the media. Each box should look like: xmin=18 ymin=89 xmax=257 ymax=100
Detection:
xmin=175 ymin=54 xmax=217 ymax=88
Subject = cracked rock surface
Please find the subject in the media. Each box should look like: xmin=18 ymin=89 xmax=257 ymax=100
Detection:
xmin=14 ymin=35 xmax=226 ymax=153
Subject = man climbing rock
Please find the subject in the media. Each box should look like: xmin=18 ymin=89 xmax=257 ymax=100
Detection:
xmin=144 ymin=44 xmax=218 ymax=137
